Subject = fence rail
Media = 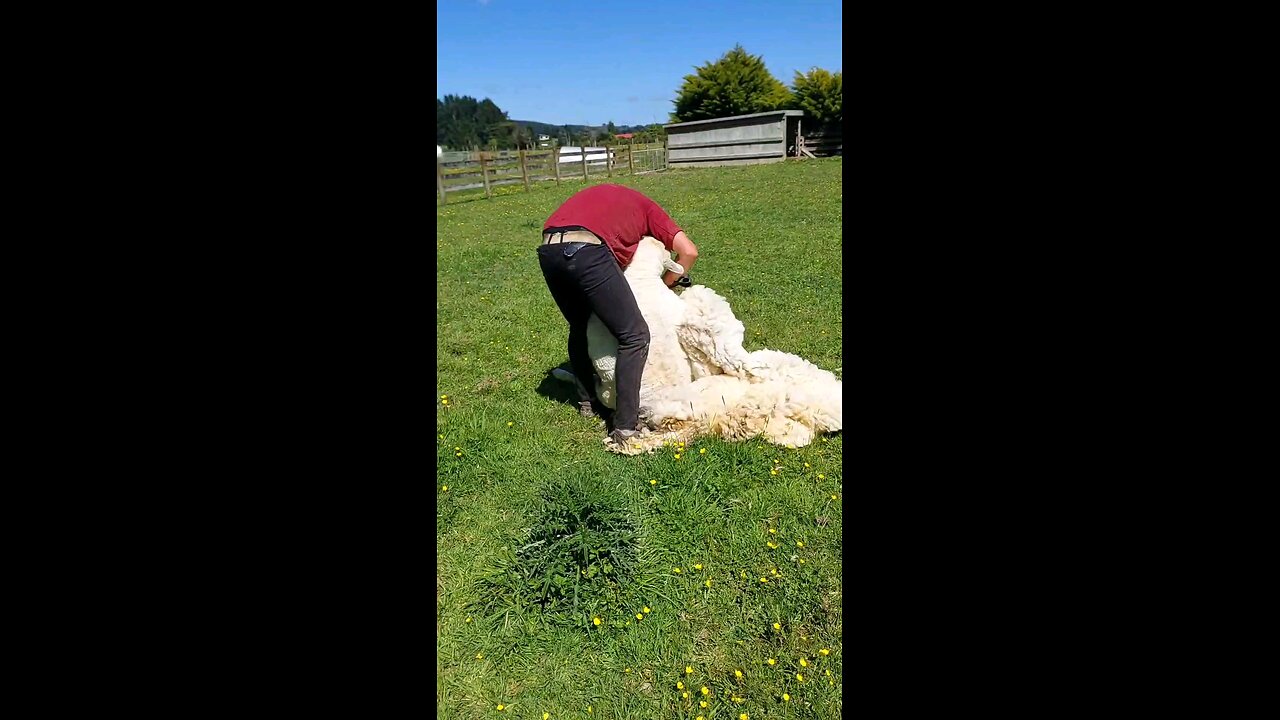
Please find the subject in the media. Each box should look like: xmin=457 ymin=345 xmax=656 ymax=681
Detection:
xmin=437 ymin=141 xmax=668 ymax=202
xmin=797 ymin=125 xmax=842 ymax=158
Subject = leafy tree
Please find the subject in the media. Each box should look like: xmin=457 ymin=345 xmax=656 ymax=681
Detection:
xmin=671 ymin=45 xmax=794 ymax=122
xmin=792 ymin=67 xmax=842 ymax=126
xmin=606 ymin=120 xmax=617 ymax=135
xmin=436 ymin=94 xmax=521 ymax=150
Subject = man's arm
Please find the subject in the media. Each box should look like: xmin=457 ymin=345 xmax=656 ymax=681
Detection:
xmin=663 ymin=231 xmax=698 ymax=288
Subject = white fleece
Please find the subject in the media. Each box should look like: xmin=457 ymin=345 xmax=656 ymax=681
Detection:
xmin=572 ymin=236 xmax=841 ymax=454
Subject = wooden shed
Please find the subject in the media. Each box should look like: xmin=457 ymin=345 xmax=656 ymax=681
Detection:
xmin=664 ymin=110 xmax=804 ymax=168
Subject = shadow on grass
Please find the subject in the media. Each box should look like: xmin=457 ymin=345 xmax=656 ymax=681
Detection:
xmin=534 ymin=361 xmax=577 ymax=407
xmin=535 ymin=362 xmax=616 ymax=431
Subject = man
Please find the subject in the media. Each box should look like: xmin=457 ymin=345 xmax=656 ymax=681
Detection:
xmin=538 ymin=183 xmax=699 ymax=445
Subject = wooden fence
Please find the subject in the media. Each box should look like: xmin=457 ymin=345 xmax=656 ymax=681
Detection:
xmin=796 ymin=123 xmax=842 ymax=158
xmin=437 ymin=140 xmax=668 ymax=203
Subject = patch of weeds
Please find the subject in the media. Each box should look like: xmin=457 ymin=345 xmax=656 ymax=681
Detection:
xmin=479 ymin=472 xmax=640 ymax=627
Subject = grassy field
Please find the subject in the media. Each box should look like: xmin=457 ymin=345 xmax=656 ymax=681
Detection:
xmin=437 ymin=158 xmax=843 ymax=719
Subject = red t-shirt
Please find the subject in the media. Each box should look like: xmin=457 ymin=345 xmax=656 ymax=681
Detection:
xmin=543 ymin=184 xmax=683 ymax=268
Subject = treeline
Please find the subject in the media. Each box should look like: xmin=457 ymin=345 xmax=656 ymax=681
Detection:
xmin=437 ymin=95 xmax=666 ymax=151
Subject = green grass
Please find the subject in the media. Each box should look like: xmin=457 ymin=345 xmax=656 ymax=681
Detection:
xmin=437 ymin=159 xmax=843 ymax=719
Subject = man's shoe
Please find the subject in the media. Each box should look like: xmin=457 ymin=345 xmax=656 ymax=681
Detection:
xmin=578 ymin=401 xmax=597 ymax=418
xmin=607 ymin=428 xmax=642 ymax=445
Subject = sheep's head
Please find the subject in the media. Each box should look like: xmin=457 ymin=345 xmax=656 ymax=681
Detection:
xmin=627 ymin=236 xmax=683 ymax=280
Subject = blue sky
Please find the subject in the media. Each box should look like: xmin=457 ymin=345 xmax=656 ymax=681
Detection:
xmin=437 ymin=0 xmax=842 ymax=127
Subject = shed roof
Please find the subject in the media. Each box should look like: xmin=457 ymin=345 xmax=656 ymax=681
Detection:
xmin=665 ymin=110 xmax=803 ymax=129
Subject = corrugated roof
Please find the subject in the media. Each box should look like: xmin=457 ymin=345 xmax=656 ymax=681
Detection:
xmin=665 ymin=110 xmax=803 ymax=129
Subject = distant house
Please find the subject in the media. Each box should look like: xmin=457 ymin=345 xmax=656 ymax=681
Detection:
xmin=537 ymin=134 xmax=552 ymax=148
xmin=614 ymin=133 xmax=634 ymax=140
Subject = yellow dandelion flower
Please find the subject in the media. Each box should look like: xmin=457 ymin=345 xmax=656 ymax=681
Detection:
xmin=624 ymin=668 xmax=631 ymax=673
xmin=801 ymin=635 xmax=807 ymax=640
xmin=674 ymin=453 xmax=682 ymax=459
xmin=800 ymin=658 xmax=809 ymax=667
xmin=773 ymin=622 xmax=781 ymax=630
xmin=455 ymin=452 xmax=461 ymax=457
xmin=799 ymin=559 xmax=806 ymax=564
xmin=770 ymin=470 xmax=777 ymax=476
xmin=686 ymin=666 xmax=694 ymax=675
xmin=650 ymin=479 xmax=657 ymax=485
xmin=820 ymin=648 xmax=830 ymax=656
xmin=772 ymin=568 xmax=779 ymax=576
xmin=804 ymin=462 xmax=810 ymax=468
xmin=768 ymin=528 xmax=777 ymax=534
xmin=826 ymin=669 xmax=832 ymax=676
xmin=699 ymin=448 xmax=706 ymax=454
xmin=587 ymin=706 xmax=592 ymax=714
xmin=496 ymin=704 xmax=504 ymax=710
xmin=831 ymin=494 xmax=837 ymax=500
xmin=677 ymin=681 xmax=684 ymax=690
xmin=732 ymin=697 xmax=743 ymax=703
xmin=636 ymin=613 xmax=643 ymax=620
xmin=593 ymin=617 xmax=601 ymax=626
xmin=476 ymin=653 xmax=484 ymax=660
xmin=783 ymin=693 xmax=791 ymax=701
xmin=796 ymin=673 xmax=804 ymax=682
xmin=441 ymin=395 xmax=448 ymax=400
xmin=759 ymin=577 xmax=768 ymax=583
xmin=767 ymin=658 xmax=776 ymax=665
xmin=822 ymin=437 xmax=828 ymax=442
xmin=442 ymin=485 xmax=449 ymax=492
xmin=642 ymin=606 xmax=650 ymax=614
xmin=705 ymin=579 xmax=712 ymax=588
xmin=442 ymin=399 xmax=449 ymax=405
xmin=796 ymin=541 xmax=804 ymax=547
xmin=698 ymin=717 xmax=705 ymax=720
xmin=674 ymin=567 xmax=681 ymax=573
xmin=734 ymin=669 xmax=743 ymax=678
xmin=740 ymin=570 xmax=747 ymax=578
xmin=740 ymin=714 xmax=748 ymax=720
xmin=818 ymin=473 xmax=825 ymax=479
xmin=544 ymin=714 xmax=550 ymax=720
xmin=693 ymin=563 xmax=702 ymax=570
xmin=507 ymin=421 xmax=514 ymax=427
xmin=767 ymin=541 xmax=778 ymax=549
xmin=465 ymin=617 xmax=471 ymax=623
xmin=700 ymin=686 xmax=709 ymax=695
xmin=701 ymin=700 xmax=709 ymax=707
xmin=682 ymin=692 xmax=689 ymax=699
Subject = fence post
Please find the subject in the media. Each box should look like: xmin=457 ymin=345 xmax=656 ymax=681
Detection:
xmin=519 ymin=148 xmax=530 ymax=192
xmin=629 ymin=138 xmax=635 ymax=175
xmin=661 ymin=137 xmax=667 ymax=170
xmin=606 ymin=142 xmax=613 ymax=178
xmin=478 ymin=152 xmax=492 ymax=199
xmin=581 ymin=142 xmax=589 ymax=181
xmin=437 ymin=159 xmax=446 ymax=204
xmin=553 ymin=144 xmax=561 ymax=185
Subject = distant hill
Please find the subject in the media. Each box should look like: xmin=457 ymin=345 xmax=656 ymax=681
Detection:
xmin=513 ymin=120 xmax=651 ymax=140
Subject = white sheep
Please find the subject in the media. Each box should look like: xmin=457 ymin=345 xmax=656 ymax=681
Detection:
xmin=585 ymin=237 xmax=690 ymax=411
xmin=553 ymin=236 xmax=841 ymax=453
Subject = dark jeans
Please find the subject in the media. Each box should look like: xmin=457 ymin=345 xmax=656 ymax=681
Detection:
xmin=538 ymin=242 xmax=650 ymax=431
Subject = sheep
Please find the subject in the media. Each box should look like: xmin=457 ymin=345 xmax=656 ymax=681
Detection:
xmin=551 ymin=236 xmax=841 ymax=453
xmin=582 ymin=236 xmax=690 ymax=411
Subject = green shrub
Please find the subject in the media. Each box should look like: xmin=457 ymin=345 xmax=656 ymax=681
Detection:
xmin=792 ymin=67 xmax=842 ymax=126
xmin=672 ymin=45 xmax=794 ymax=122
